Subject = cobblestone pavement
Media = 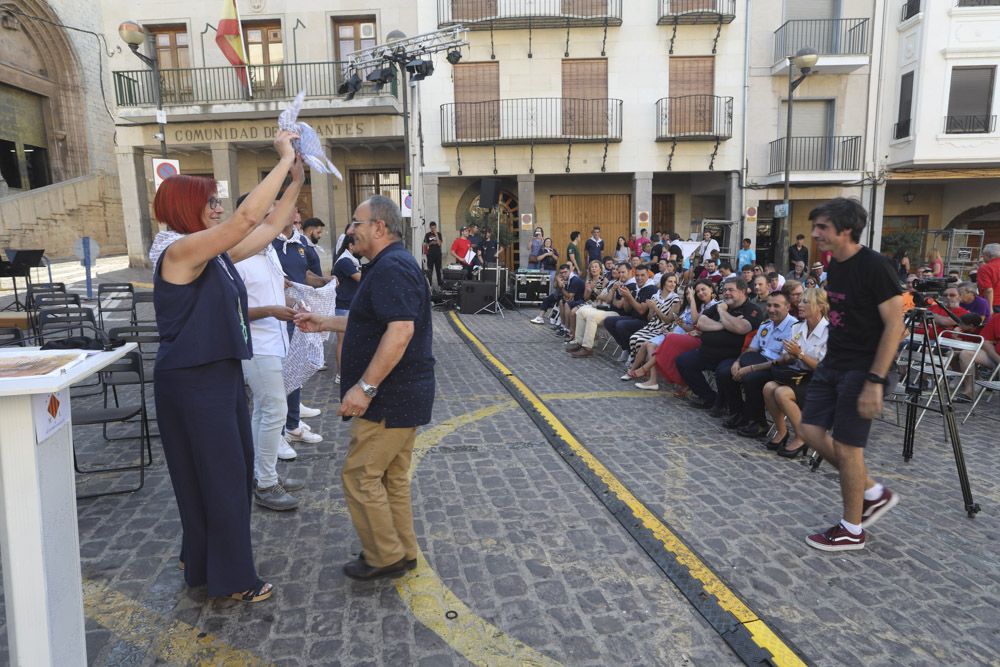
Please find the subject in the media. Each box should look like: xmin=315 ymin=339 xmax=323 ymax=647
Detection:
xmin=458 ymin=307 xmax=1000 ymax=666
xmin=0 ymin=294 xmax=752 ymax=665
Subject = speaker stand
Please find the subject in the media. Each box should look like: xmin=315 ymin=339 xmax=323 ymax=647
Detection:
xmin=474 ymin=204 xmax=505 ymax=317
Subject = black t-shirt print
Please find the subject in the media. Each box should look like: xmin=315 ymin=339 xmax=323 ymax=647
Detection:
xmin=423 ymin=232 xmax=442 ymax=257
xmin=823 ymin=246 xmax=902 ymax=371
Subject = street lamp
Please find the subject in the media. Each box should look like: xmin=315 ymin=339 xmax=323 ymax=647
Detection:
xmin=777 ymin=47 xmax=818 ymax=272
xmin=119 ymin=20 xmax=168 ymax=159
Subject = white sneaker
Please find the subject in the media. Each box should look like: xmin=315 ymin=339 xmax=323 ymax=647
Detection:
xmin=297 ymin=420 xmax=312 ymax=432
xmin=635 ymin=381 xmax=659 ymax=391
xmin=285 ymin=427 xmax=323 ymax=444
xmin=299 ymin=403 xmax=321 ymax=418
xmin=530 ymin=316 xmax=545 ymax=324
xmin=277 ymin=440 xmax=298 ymax=461
xmin=335 ymin=374 xmax=340 ymax=385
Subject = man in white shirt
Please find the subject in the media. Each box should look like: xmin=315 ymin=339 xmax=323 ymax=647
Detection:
xmin=698 ymin=230 xmax=721 ymax=262
xmin=236 ymin=241 xmax=305 ymax=511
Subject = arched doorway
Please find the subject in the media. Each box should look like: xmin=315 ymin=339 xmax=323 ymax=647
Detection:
xmin=948 ymin=202 xmax=1000 ymax=247
xmin=0 ymin=2 xmax=89 ymax=191
xmin=456 ymin=181 xmax=520 ymax=268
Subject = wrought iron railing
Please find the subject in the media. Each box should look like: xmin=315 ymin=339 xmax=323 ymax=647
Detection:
xmin=113 ymin=61 xmax=396 ymax=108
xmin=437 ymin=0 xmax=623 ymax=29
xmin=894 ymin=118 xmax=912 ymax=140
xmin=943 ymin=115 xmax=996 ymax=134
xmin=440 ymin=98 xmax=623 ymax=146
xmin=956 ymin=0 xmax=1000 ymax=7
xmin=655 ymin=96 xmax=733 ymax=140
xmin=773 ymin=18 xmax=871 ymax=63
xmin=901 ymin=0 xmax=921 ymax=21
xmin=658 ymin=0 xmax=736 ymax=24
xmin=768 ymin=136 xmax=863 ymax=174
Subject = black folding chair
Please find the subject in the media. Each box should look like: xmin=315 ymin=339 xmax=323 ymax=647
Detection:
xmin=97 ymin=282 xmax=137 ymax=329
xmin=36 ymin=306 xmax=99 ymax=342
xmin=25 ymin=281 xmax=66 ymax=310
xmin=34 ymin=293 xmax=81 ymax=310
xmin=72 ymin=351 xmax=151 ymax=499
xmin=133 ymin=291 xmax=155 ymax=324
xmin=105 ymin=326 xmax=160 ymax=440
xmin=0 ymin=327 xmax=26 ymax=347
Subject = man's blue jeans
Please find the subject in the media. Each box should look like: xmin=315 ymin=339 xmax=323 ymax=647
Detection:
xmin=676 ymin=349 xmax=734 ymax=406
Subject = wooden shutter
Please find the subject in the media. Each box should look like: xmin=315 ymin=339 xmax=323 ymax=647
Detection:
xmin=452 ymin=0 xmax=497 ymax=21
xmin=669 ymin=56 xmax=714 ymax=135
xmin=562 ymin=59 xmax=608 ymax=137
xmin=652 ymin=195 xmax=675 ymax=234
xmin=786 ymin=0 xmax=835 ymax=20
xmin=454 ymin=62 xmax=500 ymax=141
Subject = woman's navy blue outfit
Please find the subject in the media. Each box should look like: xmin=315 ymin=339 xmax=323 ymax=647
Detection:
xmin=153 ymin=251 xmax=258 ymax=597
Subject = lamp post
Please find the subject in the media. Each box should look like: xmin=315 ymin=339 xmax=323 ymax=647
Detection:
xmin=118 ymin=20 xmax=168 ymax=159
xmin=778 ymin=47 xmax=818 ymax=273
xmin=385 ymin=30 xmax=413 ymax=215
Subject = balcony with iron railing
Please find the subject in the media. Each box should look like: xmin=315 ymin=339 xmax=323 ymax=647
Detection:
xmin=768 ymin=136 xmax=863 ymax=175
xmin=112 ymin=61 xmax=397 ymax=109
xmin=901 ymin=0 xmax=921 ymax=22
xmin=772 ymin=18 xmax=871 ymax=74
xmin=657 ymin=0 xmax=736 ymax=25
xmin=944 ymin=114 xmax=997 ymax=134
xmin=655 ymin=96 xmax=733 ymax=141
xmin=439 ymin=98 xmax=623 ymax=146
xmin=437 ymin=0 xmax=623 ymax=29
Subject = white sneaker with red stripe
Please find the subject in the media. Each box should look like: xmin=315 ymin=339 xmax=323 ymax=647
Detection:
xmin=861 ymin=487 xmax=899 ymax=528
xmin=806 ymin=523 xmax=866 ymax=552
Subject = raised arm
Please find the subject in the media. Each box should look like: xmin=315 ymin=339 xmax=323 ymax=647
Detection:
xmin=160 ymin=130 xmax=299 ymax=284
xmin=229 ymin=156 xmax=305 ymax=264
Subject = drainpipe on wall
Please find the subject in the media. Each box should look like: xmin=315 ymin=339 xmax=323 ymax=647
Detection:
xmin=739 ymin=0 xmax=751 ymax=247
xmin=866 ymin=0 xmax=890 ymax=251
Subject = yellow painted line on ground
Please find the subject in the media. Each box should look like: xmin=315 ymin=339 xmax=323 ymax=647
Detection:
xmin=83 ymin=579 xmax=273 ymax=666
xmin=397 ymin=402 xmax=563 ymax=667
xmin=133 ymin=281 xmax=154 ymax=289
xmin=449 ymin=312 xmax=805 ymax=667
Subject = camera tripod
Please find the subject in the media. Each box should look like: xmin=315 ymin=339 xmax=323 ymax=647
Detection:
xmin=810 ymin=303 xmax=981 ymax=517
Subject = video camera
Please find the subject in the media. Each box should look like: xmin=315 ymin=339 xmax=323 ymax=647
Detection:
xmin=911 ymin=276 xmax=956 ymax=308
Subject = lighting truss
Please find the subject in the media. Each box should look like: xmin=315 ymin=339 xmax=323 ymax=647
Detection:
xmin=346 ymin=26 xmax=468 ymax=71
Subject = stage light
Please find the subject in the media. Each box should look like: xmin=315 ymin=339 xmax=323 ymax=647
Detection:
xmin=405 ymin=59 xmax=434 ymax=81
xmin=337 ymin=72 xmax=362 ymax=100
xmin=446 ymin=49 xmax=462 ymax=65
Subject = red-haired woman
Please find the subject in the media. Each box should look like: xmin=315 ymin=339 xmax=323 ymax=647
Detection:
xmin=150 ymin=130 xmax=301 ymax=603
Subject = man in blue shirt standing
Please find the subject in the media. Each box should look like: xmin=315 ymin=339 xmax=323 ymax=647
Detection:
xmin=737 ymin=238 xmax=756 ymax=273
xmin=294 ymin=195 xmax=435 ymax=580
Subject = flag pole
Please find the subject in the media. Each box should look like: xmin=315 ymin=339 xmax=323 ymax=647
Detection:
xmin=232 ymin=0 xmax=253 ymax=98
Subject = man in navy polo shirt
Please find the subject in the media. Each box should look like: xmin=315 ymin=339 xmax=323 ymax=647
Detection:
xmin=294 ymin=195 xmax=435 ymax=580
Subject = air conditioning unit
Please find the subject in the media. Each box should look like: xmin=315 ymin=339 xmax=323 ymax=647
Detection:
xmin=360 ymin=23 xmax=375 ymax=39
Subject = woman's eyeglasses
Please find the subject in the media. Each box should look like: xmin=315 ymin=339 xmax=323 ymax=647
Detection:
xmin=207 ymin=197 xmax=224 ymax=209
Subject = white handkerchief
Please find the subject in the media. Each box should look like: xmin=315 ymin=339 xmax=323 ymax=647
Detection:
xmin=278 ymin=90 xmax=344 ymax=181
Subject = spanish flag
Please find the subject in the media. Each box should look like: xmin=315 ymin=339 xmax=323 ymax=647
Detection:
xmin=215 ymin=0 xmax=252 ymax=96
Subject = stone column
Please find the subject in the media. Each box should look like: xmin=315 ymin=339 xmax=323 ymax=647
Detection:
xmin=517 ymin=174 xmax=535 ymax=270
xmin=116 ymin=148 xmax=152 ymax=268
xmin=309 ymin=142 xmax=337 ymax=263
xmin=210 ymin=143 xmax=239 ymax=215
xmin=868 ymin=181 xmax=886 ymax=252
xmin=632 ymin=172 xmax=653 ymax=235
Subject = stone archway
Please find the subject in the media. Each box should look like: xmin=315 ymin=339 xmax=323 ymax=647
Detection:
xmin=0 ymin=1 xmax=89 ymax=185
xmin=947 ymin=201 xmax=1000 ymax=229
xmin=455 ymin=180 xmax=520 ymax=267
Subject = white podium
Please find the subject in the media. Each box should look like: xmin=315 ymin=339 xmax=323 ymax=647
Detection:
xmin=0 ymin=344 xmax=136 ymax=666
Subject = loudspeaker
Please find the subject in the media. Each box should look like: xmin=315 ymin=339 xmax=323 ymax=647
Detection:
xmin=479 ymin=178 xmax=501 ymax=209
xmin=459 ymin=281 xmax=496 ymax=313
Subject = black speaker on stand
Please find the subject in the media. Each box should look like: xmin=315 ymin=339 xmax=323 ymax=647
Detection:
xmin=479 ymin=178 xmax=501 ymax=209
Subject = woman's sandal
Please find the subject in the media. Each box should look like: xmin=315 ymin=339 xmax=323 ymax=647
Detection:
xmin=230 ymin=579 xmax=274 ymax=603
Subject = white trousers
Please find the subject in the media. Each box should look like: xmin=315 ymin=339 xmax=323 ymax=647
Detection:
xmin=241 ymin=354 xmax=288 ymax=487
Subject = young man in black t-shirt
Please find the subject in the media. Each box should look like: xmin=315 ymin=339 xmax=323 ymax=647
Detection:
xmin=422 ymin=222 xmax=443 ymax=286
xmin=799 ymin=198 xmax=904 ymax=552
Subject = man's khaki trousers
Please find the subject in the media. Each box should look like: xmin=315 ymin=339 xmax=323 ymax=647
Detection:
xmin=574 ymin=305 xmax=616 ymax=348
xmin=342 ymin=418 xmax=419 ymax=567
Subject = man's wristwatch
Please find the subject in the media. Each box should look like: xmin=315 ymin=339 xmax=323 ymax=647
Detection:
xmin=358 ymin=379 xmax=379 ymax=398
xmin=865 ymin=372 xmax=888 ymax=385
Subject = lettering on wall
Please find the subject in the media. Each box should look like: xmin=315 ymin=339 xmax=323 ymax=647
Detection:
xmin=172 ymin=122 xmax=367 ymax=144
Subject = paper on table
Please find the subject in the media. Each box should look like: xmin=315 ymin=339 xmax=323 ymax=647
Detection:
xmin=0 ymin=350 xmax=88 ymax=380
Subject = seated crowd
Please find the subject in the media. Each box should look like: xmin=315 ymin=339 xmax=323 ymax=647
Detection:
xmin=528 ymin=235 xmax=1000 ymax=456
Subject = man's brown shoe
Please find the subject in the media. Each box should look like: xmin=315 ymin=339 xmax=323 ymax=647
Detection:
xmin=565 ymin=342 xmax=582 ymax=352
xmin=343 ymin=557 xmax=410 ymax=580
xmin=571 ymin=347 xmax=593 ymax=358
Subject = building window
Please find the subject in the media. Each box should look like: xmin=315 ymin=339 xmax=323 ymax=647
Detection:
xmin=24 ymin=144 xmax=50 ymax=189
xmin=895 ymin=71 xmax=914 ymax=139
xmin=244 ymin=21 xmax=284 ymax=97
xmin=901 ymin=0 xmax=920 ymax=21
xmin=350 ymin=169 xmax=401 ymax=213
xmin=453 ymin=61 xmax=500 ymax=141
xmin=333 ymin=17 xmax=376 ymax=61
xmin=562 ymin=58 xmax=608 ymax=137
xmin=147 ymin=25 xmax=192 ymax=101
xmin=945 ymin=66 xmax=995 ymax=134
xmin=669 ymin=56 xmax=715 ymax=135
